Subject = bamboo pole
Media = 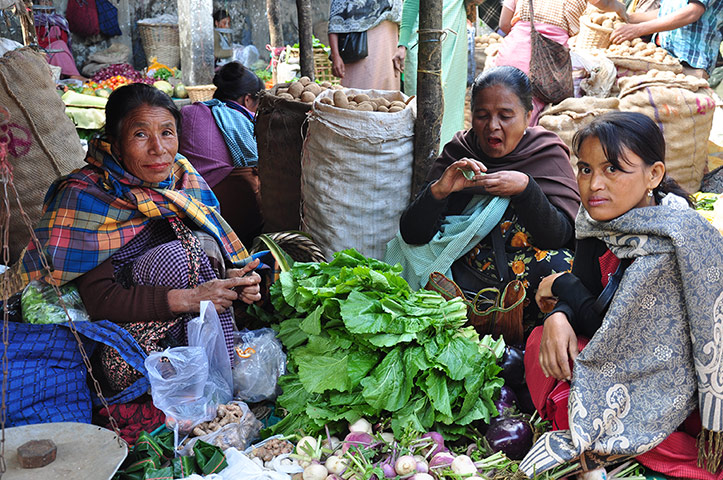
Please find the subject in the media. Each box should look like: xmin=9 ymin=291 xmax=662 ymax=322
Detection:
xmin=295 ymin=0 xmax=314 ymax=80
xmin=411 ymin=0 xmax=444 ymax=198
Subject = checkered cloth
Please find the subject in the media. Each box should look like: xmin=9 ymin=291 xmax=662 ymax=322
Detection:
xmin=20 ymin=139 xmax=251 ymax=286
xmin=659 ymin=0 xmax=723 ymax=74
xmin=513 ymin=0 xmax=588 ymax=35
xmin=478 ymin=0 xmax=503 ymax=30
xmin=95 ymin=0 xmax=122 ymax=37
xmin=203 ymin=99 xmax=258 ymax=168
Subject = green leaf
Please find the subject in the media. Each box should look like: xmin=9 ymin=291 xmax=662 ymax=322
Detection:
xmin=276 ymin=318 xmax=308 ymax=349
xmin=425 ymin=370 xmax=453 ymax=418
xmin=347 ymin=350 xmax=380 ymax=387
xmin=299 ymin=306 xmax=323 ymax=335
xmin=297 ymin=352 xmax=351 ymax=393
xmin=361 ymin=347 xmax=410 ymax=412
xmin=341 ymin=291 xmax=394 ymax=334
xmin=366 ymin=333 xmax=417 ymax=347
xmin=403 ymin=345 xmax=432 ymax=380
xmin=435 ymin=336 xmax=479 ymax=381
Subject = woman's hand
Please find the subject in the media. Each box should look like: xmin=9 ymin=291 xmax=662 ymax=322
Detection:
xmin=331 ymin=52 xmax=345 ymax=79
xmin=392 ymin=46 xmax=406 ymax=76
xmin=429 ymin=158 xmax=488 ymax=200
xmin=540 ymin=312 xmax=578 ymax=381
xmin=535 ymin=272 xmax=565 ymax=312
xmin=475 ymin=170 xmax=529 ymax=196
xmin=227 ymin=258 xmax=262 ymax=304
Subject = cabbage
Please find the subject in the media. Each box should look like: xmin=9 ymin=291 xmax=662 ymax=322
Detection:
xmin=153 ymin=80 xmax=173 ymax=96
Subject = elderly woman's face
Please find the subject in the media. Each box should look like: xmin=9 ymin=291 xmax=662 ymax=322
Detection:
xmin=472 ymin=84 xmax=532 ymax=158
xmin=115 ymin=105 xmax=178 ymax=183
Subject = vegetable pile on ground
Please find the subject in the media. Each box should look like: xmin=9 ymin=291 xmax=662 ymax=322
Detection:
xmin=265 ymin=249 xmax=505 ymax=441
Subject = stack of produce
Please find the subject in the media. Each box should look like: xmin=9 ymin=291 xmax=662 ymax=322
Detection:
xmin=319 ymin=91 xmax=411 ymax=112
xmin=693 ymin=192 xmax=723 ymax=234
xmin=474 ymin=33 xmax=502 ymax=53
xmin=276 ymin=76 xmax=338 ymax=103
xmin=582 ymin=11 xmax=625 ymax=31
xmin=474 ymin=33 xmax=503 ymax=73
xmin=264 ymin=249 xmax=506 ymax=441
xmin=91 ymin=63 xmax=154 ymax=86
xmin=605 ymin=39 xmax=681 ymax=66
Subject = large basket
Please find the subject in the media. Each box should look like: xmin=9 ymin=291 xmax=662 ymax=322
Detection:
xmin=138 ymin=23 xmax=180 ymax=69
xmin=186 ymin=84 xmax=217 ymax=103
xmin=288 ymin=46 xmax=340 ymax=85
xmin=576 ymin=17 xmax=613 ymax=51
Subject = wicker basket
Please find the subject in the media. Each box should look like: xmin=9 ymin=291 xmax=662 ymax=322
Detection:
xmin=287 ymin=46 xmax=340 ymax=85
xmin=186 ymin=85 xmax=217 ymax=103
xmin=251 ymin=232 xmax=326 ymax=263
xmin=576 ymin=17 xmax=613 ymax=51
xmin=138 ymin=22 xmax=180 ymax=69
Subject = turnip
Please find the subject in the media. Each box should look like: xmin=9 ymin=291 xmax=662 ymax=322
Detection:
xmin=302 ymin=463 xmax=328 ymax=480
xmin=395 ymin=455 xmax=417 ymax=476
xmin=429 ymin=452 xmax=455 ymax=468
xmin=326 ymin=476 xmax=344 ymax=480
xmin=323 ymin=436 xmax=341 ymax=450
xmin=381 ymin=462 xmax=397 ymax=478
xmin=348 ymin=418 xmax=373 ymax=435
xmin=341 ymin=432 xmax=374 ymax=453
xmin=451 ymin=455 xmax=477 ymax=476
xmin=413 ymin=455 xmax=429 ymax=474
xmin=380 ymin=432 xmax=395 ymax=444
xmin=421 ymin=432 xmax=445 ymax=453
xmin=296 ymin=436 xmax=318 ymax=456
xmin=325 ymin=455 xmax=347 ymax=475
xmin=409 ymin=474 xmax=434 ymax=480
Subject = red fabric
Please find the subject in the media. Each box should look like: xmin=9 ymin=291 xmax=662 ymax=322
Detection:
xmin=96 ymin=401 xmax=165 ymax=444
xmin=526 ymin=325 xmax=721 ymax=479
xmin=598 ymin=249 xmax=620 ymax=287
xmin=35 ymin=25 xmax=69 ymax=49
xmin=66 ymin=0 xmax=100 ymax=37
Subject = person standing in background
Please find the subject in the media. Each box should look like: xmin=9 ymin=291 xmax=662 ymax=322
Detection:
xmin=213 ymin=9 xmax=233 ymax=66
xmin=328 ymin=0 xmax=403 ymax=90
xmin=392 ymin=0 xmax=468 ymax=149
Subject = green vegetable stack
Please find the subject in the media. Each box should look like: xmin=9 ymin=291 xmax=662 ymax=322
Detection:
xmin=267 ymin=249 xmax=505 ymax=440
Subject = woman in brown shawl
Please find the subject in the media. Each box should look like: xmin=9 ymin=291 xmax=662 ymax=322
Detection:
xmin=399 ymin=66 xmax=580 ymax=335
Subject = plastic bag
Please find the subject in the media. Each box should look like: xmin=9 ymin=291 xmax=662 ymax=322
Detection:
xmin=233 ymin=45 xmax=260 ymax=69
xmin=145 ymin=301 xmax=233 ymax=434
xmin=177 ymin=401 xmax=261 ymax=456
xmin=21 ymin=280 xmax=90 ymax=325
xmin=232 ymin=328 xmax=286 ymax=403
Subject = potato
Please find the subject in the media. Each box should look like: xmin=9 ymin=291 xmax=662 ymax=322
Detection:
xmin=298 ymin=76 xmax=311 ymax=86
xmin=622 ymin=40 xmax=631 ymax=47
xmin=601 ymin=19 xmax=614 ymax=29
xmin=631 ymin=38 xmax=643 ymax=46
xmin=376 ymin=97 xmax=391 ymax=108
xmin=287 ymin=81 xmax=304 ymax=98
xmin=320 ymin=97 xmax=333 ymax=105
xmin=377 ymin=105 xmax=389 ymax=112
xmin=304 ymin=83 xmax=322 ymax=95
xmin=388 ymin=106 xmax=404 ymax=113
xmin=390 ymin=100 xmax=406 ymax=109
xmin=356 ymin=101 xmax=375 ymax=111
xmin=278 ymin=92 xmax=294 ymax=101
xmin=321 ymin=81 xmax=332 ymax=88
xmin=300 ymin=91 xmax=316 ymax=102
xmin=348 ymin=100 xmax=358 ymax=107
xmin=332 ymin=84 xmax=344 ymax=90
xmin=277 ymin=87 xmax=289 ymax=95
xmin=354 ymin=94 xmax=371 ymax=103
xmin=333 ymin=90 xmax=348 ymax=108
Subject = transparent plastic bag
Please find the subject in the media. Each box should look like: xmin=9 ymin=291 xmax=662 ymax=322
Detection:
xmin=232 ymin=328 xmax=286 ymax=403
xmin=21 ymin=280 xmax=90 ymax=325
xmin=145 ymin=301 xmax=233 ymax=434
xmin=177 ymin=401 xmax=262 ymax=456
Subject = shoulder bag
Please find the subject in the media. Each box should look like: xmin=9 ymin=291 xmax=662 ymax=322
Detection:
xmin=337 ymin=31 xmax=368 ymax=64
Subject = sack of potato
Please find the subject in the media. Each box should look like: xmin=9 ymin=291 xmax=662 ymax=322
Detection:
xmin=275 ymin=76 xmax=341 ymax=103
xmin=618 ymin=70 xmax=715 ymax=193
xmin=539 ymin=97 xmax=620 ymax=167
xmin=604 ymin=38 xmax=682 ymax=76
xmin=301 ymin=88 xmax=416 ymax=261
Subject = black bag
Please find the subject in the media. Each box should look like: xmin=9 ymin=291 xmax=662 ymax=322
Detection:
xmin=528 ymin=0 xmax=574 ymax=105
xmin=337 ymin=31 xmax=368 ymax=64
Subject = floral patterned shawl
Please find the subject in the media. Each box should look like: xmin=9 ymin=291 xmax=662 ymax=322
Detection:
xmin=521 ymin=197 xmax=723 ymax=476
xmin=328 ymin=0 xmax=402 ymax=33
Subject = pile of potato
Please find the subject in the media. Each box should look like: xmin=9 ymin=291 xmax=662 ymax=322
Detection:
xmin=276 ymin=76 xmax=341 ymax=103
xmin=606 ymin=38 xmax=679 ymax=65
xmin=475 ymin=32 xmax=503 ymax=52
xmin=583 ymin=11 xmax=625 ymax=30
xmin=318 ymin=91 xmax=410 ymax=112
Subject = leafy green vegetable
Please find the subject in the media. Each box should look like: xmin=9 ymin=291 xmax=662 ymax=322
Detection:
xmin=21 ymin=280 xmax=90 ymax=324
xmin=153 ymin=67 xmax=174 ymax=81
xmin=457 ymin=168 xmax=485 ymax=181
xmin=265 ymin=249 xmax=504 ymax=440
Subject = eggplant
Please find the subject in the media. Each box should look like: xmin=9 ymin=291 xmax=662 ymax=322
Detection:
xmin=513 ymin=383 xmax=536 ymax=415
xmin=484 ymin=416 xmax=533 ymax=460
xmin=496 ymin=385 xmax=518 ymax=410
xmin=499 ymin=345 xmax=525 ymax=388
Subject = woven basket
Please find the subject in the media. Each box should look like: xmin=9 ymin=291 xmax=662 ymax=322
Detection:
xmin=251 ymin=232 xmax=326 ymax=264
xmin=577 ymin=17 xmax=613 ymax=51
xmin=138 ymin=23 xmax=180 ymax=69
xmin=1 ymin=261 xmax=27 ymax=298
xmin=288 ymin=46 xmax=340 ymax=85
xmin=186 ymin=85 xmax=217 ymax=103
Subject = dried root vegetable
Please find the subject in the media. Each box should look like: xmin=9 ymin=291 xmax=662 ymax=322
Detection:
xmin=248 ymin=437 xmax=295 ymax=462
xmin=191 ymin=402 xmax=249 ymax=437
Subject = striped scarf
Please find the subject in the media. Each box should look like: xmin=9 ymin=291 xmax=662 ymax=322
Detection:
xmin=20 ymin=139 xmax=250 ymax=286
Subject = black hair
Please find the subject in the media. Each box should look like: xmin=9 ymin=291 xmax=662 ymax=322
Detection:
xmin=572 ymin=111 xmax=692 ymax=206
xmin=104 ymin=82 xmax=182 ymax=141
xmin=471 ymin=66 xmax=533 ymax=113
xmin=212 ymin=61 xmax=265 ymax=101
xmin=213 ymin=9 xmax=230 ymax=23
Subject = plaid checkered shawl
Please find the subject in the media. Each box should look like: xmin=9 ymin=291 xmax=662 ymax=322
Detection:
xmin=20 ymin=139 xmax=250 ymax=286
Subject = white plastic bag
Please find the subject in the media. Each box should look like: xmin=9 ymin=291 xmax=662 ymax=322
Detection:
xmin=177 ymin=401 xmax=261 ymax=456
xmin=188 ymin=301 xmax=234 ymax=403
xmin=232 ymin=328 xmax=286 ymax=403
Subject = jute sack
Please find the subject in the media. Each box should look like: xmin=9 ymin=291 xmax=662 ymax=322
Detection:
xmin=618 ymin=70 xmax=715 ymax=193
xmin=0 ymin=48 xmax=85 ymax=263
xmin=538 ymin=96 xmax=619 ymax=168
xmin=255 ymin=86 xmax=311 ymax=233
xmin=301 ymin=88 xmax=416 ymax=260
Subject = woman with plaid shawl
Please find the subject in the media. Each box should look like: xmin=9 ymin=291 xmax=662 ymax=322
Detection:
xmin=20 ymin=83 xmax=262 ymax=395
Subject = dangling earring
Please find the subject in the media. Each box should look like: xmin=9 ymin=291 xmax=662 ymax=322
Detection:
xmin=647 ymin=189 xmax=654 ymax=198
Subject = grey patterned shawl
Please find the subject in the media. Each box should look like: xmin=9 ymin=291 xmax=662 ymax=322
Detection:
xmin=521 ymin=197 xmax=723 ymax=476
xmin=328 ymin=0 xmax=402 ymax=34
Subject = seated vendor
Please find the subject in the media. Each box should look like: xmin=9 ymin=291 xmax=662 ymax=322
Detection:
xmin=523 ymin=112 xmax=723 ymax=480
xmin=179 ymin=62 xmax=265 ymax=246
xmin=394 ymin=66 xmax=580 ymax=339
xmin=19 ymin=83 xmax=262 ymax=394
xmin=213 ymin=9 xmax=233 ymax=66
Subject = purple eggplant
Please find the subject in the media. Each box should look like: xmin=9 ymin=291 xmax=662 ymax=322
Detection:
xmin=513 ymin=383 xmax=536 ymax=415
xmin=499 ymin=346 xmax=525 ymax=388
xmin=495 ymin=385 xmax=518 ymax=411
xmin=484 ymin=416 xmax=533 ymax=460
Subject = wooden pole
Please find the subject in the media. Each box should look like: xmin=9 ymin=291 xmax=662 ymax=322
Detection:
xmin=412 ymin=0 xmax=444 ymax=198
xmin=17 ymin=0 xmax=37 ymax=46
xmin=295 ymin=0 xmax=314 ymax=80
xmin=267 ymin=0 xmax=283 ymax=84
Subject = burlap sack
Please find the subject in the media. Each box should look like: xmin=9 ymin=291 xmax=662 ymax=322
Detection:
xmin=618 ymin=71 xmax=715 ymax=193
xmin=255 ymin=86 xmax=312 ymax=233
xmin=0 ymin=48 xmax=85 ymax=263
xmin=538 ymin=96 xmax=620 ymax=168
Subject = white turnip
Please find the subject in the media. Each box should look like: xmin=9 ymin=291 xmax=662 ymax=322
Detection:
xmin=302 ymin=463 xmax=328 ymax=480
xmin=395 ymin=455 xmax=417 ymax=476
xmin=413 ymin=455 xmax=429 ymax=474
xmin=296 ymin=436 xmax=318 ymax=456
xmin=325 ymin=455 xmax=347 ymax=475
xmin=429 ymin=452 xmax=455 ymax=468
xmin=380 ymin=432 xmax=395 ymax=444
xmin=341 ymin=432 xmax=374 ymax=454
xmin=451 ymin=455 xmax=478 ymax=476
xmin=348 ymin=418 xmax=373 ymax=435
xmin=409 ymin=474 xmax=434 ymax=480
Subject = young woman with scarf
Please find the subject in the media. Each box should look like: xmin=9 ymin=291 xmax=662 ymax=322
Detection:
xmin=391 ymin=66 xmax=580 ymax=336
xmin=523 ymin=112 xmax=723 ymax=480
xmin=179 ymin=62 xmax=265 ymax=246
